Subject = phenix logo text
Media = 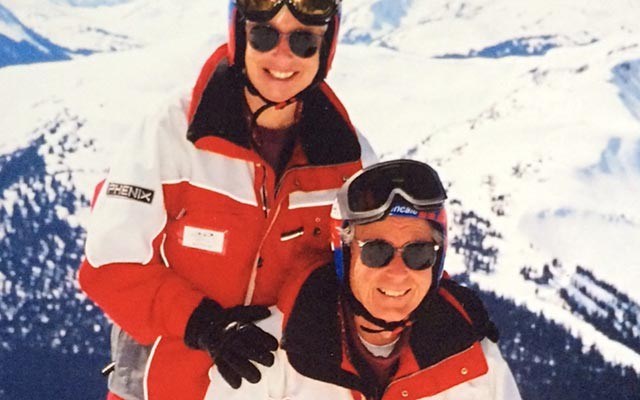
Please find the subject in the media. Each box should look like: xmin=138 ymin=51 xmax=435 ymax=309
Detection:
xmin=106 ymin=182 xmax=155 ymax=204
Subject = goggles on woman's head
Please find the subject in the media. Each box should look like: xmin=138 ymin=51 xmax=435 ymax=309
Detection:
xmin=335 ymin=160 xmax=448 ymax=225
xmin=236 ymin=0 xmax=340 ymax=26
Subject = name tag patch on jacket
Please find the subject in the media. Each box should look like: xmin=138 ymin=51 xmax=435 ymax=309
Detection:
xmin=182 ymin=226 xmax=225 ymax=253
xmin=106 ymin=182 xmax=155 ymax=204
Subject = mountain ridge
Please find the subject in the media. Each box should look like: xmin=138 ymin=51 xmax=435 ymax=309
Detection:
xmin=0 ymin=0 xmax=639 ymax=398
xmin=0 ymin=3 xmax=72 ymax=68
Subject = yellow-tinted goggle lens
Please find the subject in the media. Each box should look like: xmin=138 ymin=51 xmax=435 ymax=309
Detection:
xmin=237 ymin=0 xmax=337 ymax=25
xmin=238 ymin=0 xmax=282 ymax=12
xmin=291 ymin=0 xmax=336 ymax=16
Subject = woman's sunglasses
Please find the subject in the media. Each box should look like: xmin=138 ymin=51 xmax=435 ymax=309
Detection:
xmin=357 ymin=239 xmax=440 ymax=271
xmin=238 ymin=0 xmax=340 ymax=26
xmin=248 ymin=24 xmax=323 ymax=58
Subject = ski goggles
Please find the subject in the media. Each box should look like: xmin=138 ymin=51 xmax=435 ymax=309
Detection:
xmin=248 ymin=24 xmax=323 ymax=58
xmin=336 ymin=160 xmax=447 ymax=224
xmin=237 ymin=0 xmax=340 ymax=26
xmin=357 ymin=239 xmax=440 ymax=271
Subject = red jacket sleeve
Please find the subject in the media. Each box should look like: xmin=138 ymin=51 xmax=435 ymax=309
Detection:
xmin=78 ymin=99 xmax=206 ymax=345
xmin=78 ymin=238 xmax=205 ymax=345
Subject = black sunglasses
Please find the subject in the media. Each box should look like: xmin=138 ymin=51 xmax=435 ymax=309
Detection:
xmin=248 ymin=24 xmax=323 ymax=58
xmin=357 ymin=239 xmax=440 ymax=271
xmin=238 ymin=0 xmax=340 ymax=26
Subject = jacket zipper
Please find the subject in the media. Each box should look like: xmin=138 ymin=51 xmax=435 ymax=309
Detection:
xmin=244 ymin=160 xmax=358 ymax=305
xmin=243 ymin=202 xmax=283 ymax=305
xmin=258 ymin=163 xmax=269 ymax=217
xmin=244 ymin=161 xmax=278 ymax=304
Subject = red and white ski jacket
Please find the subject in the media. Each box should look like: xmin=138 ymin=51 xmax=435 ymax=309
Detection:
xmin=78 ymin=45 xmax=376 ymax=400
xmin=205 ymin=267 xmax=522 ymax=400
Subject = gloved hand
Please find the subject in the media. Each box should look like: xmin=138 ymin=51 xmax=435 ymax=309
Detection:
xmin=184 ymin=298 xmax=279 ymax=388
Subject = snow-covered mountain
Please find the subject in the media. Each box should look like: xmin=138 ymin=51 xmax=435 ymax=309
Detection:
xmin=1 ymin=0 xmax=639 ymax=399
xmin=0 ymin=3 xmax=71 ymax=68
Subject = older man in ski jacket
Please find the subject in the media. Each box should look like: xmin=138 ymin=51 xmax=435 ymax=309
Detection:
xmin=205 ymin=160 xmax=522 ymax=400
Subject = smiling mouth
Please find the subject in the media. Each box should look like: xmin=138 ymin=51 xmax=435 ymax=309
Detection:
xmin=265 ymin=68 xmax=296 ymax=80
xmin=377 ymin=288 xmax=411 ymax=298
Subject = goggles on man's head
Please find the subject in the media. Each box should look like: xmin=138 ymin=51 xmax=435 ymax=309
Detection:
xmin=334 ymin=160 xmax=448 ymax=225
xmin=236 ymin=0 xmax=340 ymax=26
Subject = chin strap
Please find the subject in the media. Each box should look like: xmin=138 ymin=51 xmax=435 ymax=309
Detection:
xmin=342 ymin=287 xmax=413 ymax=333
xmin=242 ymin=70 xmax=320 ymax=131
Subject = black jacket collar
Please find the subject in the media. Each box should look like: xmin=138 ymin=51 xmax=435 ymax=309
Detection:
xmin=187 ymin=58 xmax=361 ymax=166
xmin=282 ymin=266 xmax=486 ymax=396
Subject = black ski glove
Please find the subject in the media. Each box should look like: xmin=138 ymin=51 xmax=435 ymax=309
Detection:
xmin=184 ymin=298 xmax=279 ymax=389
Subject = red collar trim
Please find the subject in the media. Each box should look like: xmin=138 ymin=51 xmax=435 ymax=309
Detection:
xmin=385 ymin=342 xmax=488 ymax=398
xmin=188 ymin=44 xmax=229 ymax=125
xmin=193 ymin=136 xmax=261 ymax=163
xmin=438 ymin=285 xmax=472 ymax=324
xmin=394 ymin=342 xmax=421 ymax=379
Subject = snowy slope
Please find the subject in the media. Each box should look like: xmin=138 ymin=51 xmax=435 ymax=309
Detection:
xmin=0 ymin=0 xmax=639 ymax=399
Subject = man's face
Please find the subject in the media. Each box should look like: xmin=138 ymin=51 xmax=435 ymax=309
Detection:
xmin=349 ymin=216 xmax=434 ymax=322
xmin=244 ymin=7 xmax=325 ymax=103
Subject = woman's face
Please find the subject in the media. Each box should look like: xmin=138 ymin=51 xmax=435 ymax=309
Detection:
xmin=244 ymin=7 xmax=325 ymax=103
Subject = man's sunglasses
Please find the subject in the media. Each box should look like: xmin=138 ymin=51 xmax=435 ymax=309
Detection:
xmin=237 ymin=0 xmax=340 ymax=26
xmin=357 ymin=239 xmax=440 ymax=271
xmin=248 ymin=24 xmax=323 ymax=58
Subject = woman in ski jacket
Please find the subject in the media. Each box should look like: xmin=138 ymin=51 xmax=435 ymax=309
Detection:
xmin=205 ymin=160 xmax=522 ymax=400
xmin=78 ymin=1 xmax=376 ymax=399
